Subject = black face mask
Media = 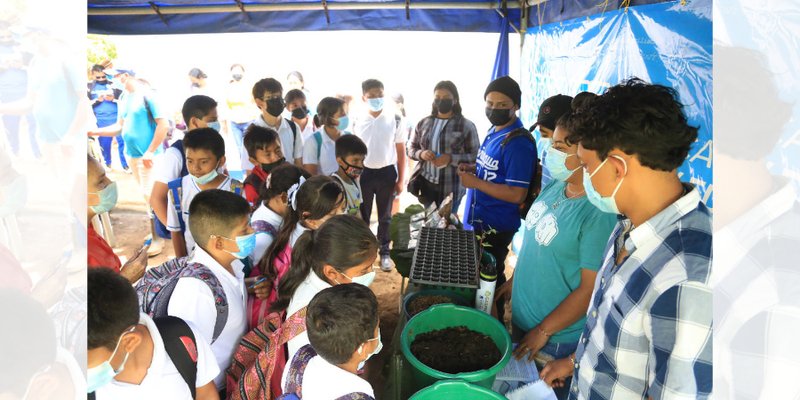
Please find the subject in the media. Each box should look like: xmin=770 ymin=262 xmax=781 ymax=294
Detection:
xmin=434 ymin=99 xmax=454 ymax=115
xmin=485 ymin=107 xmax=514 ymax=126
xmin=95 ymin=79 xmax=109 ymax=85
xmin=232 ymin=74 xmax=243 ymax=81
xmin=261 ymin=157 xmax=286 ymax=173
xmin=266 ymin=98 xmax=285 ymax=117
xmin=291 ymin=106 xmax=308 ymax=120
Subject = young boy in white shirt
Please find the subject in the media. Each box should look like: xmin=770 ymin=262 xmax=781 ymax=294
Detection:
xmin=250 ymin=78 xmax=303 ymax=170
xmin=167 ymin=128 xmax=244 ymax=257
xmin=332 ymin=134 xmax=367 ymax=216
xmin=88 ymin=268 xmax=220 ymax=400
xmin=282 ymin=284 xmax=380 ymax=400
xmin=167 ymin=189 xmax=255 ymax=392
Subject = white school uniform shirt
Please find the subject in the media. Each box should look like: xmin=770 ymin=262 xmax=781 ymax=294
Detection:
xmin=289 ymin=222 xmax=309 ymax=247
xmin=281 ymin=348 xmax=374 ymax=400
xmin=94 ymin=314 xmax=220 ymax=400
xmin=167 ymin=246 xmax=248 ymax=389
xmin=249 ymin=203 xmax=283 ymax=265
xmin=299 ymin=120 xmax=316 ymax=141
xmin=352 ymin=110 xmax=406 ymax=169
xmin=303 ymin=129 xmax=340 ymax=176
xmin=251 ymin=115 xmax=304 ymax=169
xmin=166 ymin=176 xmax=242 ymax=255
xmin=286 ymin=271 xmax=331 ymax=359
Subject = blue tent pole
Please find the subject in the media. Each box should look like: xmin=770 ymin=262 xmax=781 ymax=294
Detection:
xmin=464 ymin=12 xmax=510 ymax=231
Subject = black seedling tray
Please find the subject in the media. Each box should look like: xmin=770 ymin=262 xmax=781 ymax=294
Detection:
xmin=409 ymin=227 xmax=479 ymax=289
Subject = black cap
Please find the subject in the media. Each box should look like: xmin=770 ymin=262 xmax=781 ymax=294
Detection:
xmin=531 ymin=94 xmax=573 ymax=131
xmin=484 ymin=76 xmax=521 ymax=106
xmin=189 ymin=68 xmax=207 ymax=79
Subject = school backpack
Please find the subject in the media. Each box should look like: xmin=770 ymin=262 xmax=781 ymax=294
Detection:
xmin=278 ymin=344 xmax=375 ymax=400
xmin=226 ymin=308 xmax=308 ymax=400
xmin=500 ymin=127 xmax=542 ymax=219
xmin=153 ymin=140 xmax=190 ymax=239
xmin=247 ymin=236 xmax=292 ymax=330
xmin=167 ymin=177 xmax=244 ymax=233
xmin=89 ymin=316 xmax=199 ymax=400
xmin=135 ymin=257 xmax=229 ymax=343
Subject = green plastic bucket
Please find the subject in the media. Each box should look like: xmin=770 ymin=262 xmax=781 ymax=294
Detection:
xmin=400 ymin=304 xmax=512 ymax=392
xmin=410 ymin=380 xmax=506 ymax=399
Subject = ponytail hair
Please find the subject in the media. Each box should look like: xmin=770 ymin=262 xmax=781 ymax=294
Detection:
xmin=258 ymin=163 xmax=310 ymax=207
xmin=258 ymin=175 xmax=345 ymax=278
xmin=315 ymin=97 xmax=345 ymax=128
xmin=271 ymin=215 xmax=379 ymax=313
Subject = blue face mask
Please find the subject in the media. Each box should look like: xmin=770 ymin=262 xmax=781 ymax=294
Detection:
xmin=544 ymin=147 xmax=581 ymax=182
xmin=336 ymin=115 xmax=350 ymax=131
xmin=538 ymin=137 xmax=552 ymax=160
xmin=367 ymin=97 xmax=384 ymax=112
xmin=583 ymin=155 xmax=627 ymax=214
xmin=206 ymin=121 xmax=221 ymax=132
xmin=191 ymin=162 xmax=220 ymax=185
xmin=220 ymin=232 xmax=256 ymax=259
xmin=87 ymin=326 xmax=135 ymax=393
xmin=89 ymin=181 xmax=118 ymax=214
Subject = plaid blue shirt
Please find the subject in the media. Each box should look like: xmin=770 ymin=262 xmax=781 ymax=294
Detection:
xmin=569 ymin=184 xmax=712 ymax=400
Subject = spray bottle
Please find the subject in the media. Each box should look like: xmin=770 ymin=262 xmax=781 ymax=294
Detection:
xmin=475 ymin=251 xmax=497 ymax=314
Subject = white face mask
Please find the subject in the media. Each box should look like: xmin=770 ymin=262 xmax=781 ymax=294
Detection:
xmin=357 ymin=331 xmax=383 ymax=370
xmin=334 ymin=270 xmax=376 ymax=287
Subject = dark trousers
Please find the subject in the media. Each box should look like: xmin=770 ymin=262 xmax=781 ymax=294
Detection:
xmin=2 ymin=113 xmax=39 ymax=157
xmin=98 ymin=135 xmax=129 ymax=168
xmin=360 ymin=165 xmax=397 ymax=256
xmin=417 ymin=175 xmax=444 ymax=210
xmin=476 ymin=228 xmax=515 ymax=323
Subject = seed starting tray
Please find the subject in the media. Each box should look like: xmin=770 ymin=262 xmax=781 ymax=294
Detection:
xmin=409 ymin=227 xmax=479 ymax=289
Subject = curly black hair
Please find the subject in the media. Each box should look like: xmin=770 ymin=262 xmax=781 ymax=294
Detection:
xmin=565 ymin=78 xmax=699 ymax=171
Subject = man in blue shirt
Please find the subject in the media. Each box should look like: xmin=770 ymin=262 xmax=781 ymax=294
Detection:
xmin=88 ymin=64 xmax=128 ymax=172
xmin=459 ymin=76 xmax=536 ymax=320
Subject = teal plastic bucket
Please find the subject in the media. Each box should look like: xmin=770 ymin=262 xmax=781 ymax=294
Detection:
xmin=410 ymin=380 xmax=506 ymax=399
xmin=400 ymin=304 xmax=512 ymax=392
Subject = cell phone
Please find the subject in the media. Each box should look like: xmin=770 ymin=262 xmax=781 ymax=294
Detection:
xmin=248 ymin=276 xmax=269 ymax=289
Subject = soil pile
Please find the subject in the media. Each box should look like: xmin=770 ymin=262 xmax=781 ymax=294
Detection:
xmin=410 ymin=326 xmax=501 ymax=373
xmin=408 ymin=295 xmax=455 ymax=317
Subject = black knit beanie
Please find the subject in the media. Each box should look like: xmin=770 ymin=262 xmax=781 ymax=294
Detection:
xmin=484 ymin=76 xmax=521 ymax=106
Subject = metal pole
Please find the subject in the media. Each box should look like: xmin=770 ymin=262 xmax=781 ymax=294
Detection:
xmin=89 ymin=1 xmax=524 ymax=16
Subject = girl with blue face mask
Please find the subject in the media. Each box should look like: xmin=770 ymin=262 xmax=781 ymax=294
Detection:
xmin=271 ymin=214 xmax=380 ymax=360
xmin=305 ymin=97 xmax=349 ymax=176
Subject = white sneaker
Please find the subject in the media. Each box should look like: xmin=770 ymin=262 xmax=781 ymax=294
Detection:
xmin=380 ymin=255 xmax=393 ymax=272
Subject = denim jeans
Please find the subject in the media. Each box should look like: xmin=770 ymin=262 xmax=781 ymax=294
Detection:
xmin=513 ymin=324 xmax=578 ymax=400
xmin=230 ymin=121 xmax=251 ymax=169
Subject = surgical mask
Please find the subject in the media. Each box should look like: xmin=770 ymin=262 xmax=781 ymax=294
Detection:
xmin=291 ymin=106 xmax=308 ymax=120
xmin=583 ymin=155 xmax=627 ymax=214
xmin=335 ymin=269 xmax=376 ymax=287
xmin=232 ymin=74 xmax=243 ymax=81
xmin=336 ymin=115 xmax=350 ymax=131
xmin=538 ymin=137 xmax=552 ymax=159
xmin=191 ymin=165 xmax=219 ymax=185
xmin=434 ymin=99 xmax=454 ymax=114
xmin=544 ymin=147 xmax=580 ymax=182
xmin=220 ymin=232 xmax=256 ymax=259
xmin=340 ymin=160 xmax=364 ymax=180
xmin=261 ymin=157 xmax=286 ymax=173
xmin=87 ymin=326 xmax=136 ymax=393
xmin=206 ymin=121 xmax=221 ymax=132
xmin=485 ymin=107 xmax=514 ymax=126
xmin=367 ymin=97 xmax=384 ymax=112
xmin=89 ymin=182 xmax=118 ymax=214
xmin=0 ymin=175 xmax=27 ymax=217
xmin=357 ymin=332 xmax=383 ymax=370
xmin=266 ymin=98 xmax=285 ymax=117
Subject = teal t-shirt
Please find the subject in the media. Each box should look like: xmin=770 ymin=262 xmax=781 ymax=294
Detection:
xmin=511 ymin=179 xmax=616 ymax=343
xmin=120 ymin=90 xmax=166 ymax=158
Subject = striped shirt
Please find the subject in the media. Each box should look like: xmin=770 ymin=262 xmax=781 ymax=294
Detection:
xmin=569 ymin=183 xmax=712 ymax=400
xmin=421 ymin=118 xmax=449 ymax=184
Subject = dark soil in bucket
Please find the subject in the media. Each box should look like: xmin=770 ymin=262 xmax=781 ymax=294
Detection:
xmin=410 ymin=326 xmax=501 ymax=374
xmin=408 ymin=295 xmax=455 ymax=317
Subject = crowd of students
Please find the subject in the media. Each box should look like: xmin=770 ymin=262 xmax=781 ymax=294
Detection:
xmin=87 ymin=67 xmax=711 ymax=400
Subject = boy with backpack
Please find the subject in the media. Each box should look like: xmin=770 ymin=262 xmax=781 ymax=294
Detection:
xmin=242 ymin=125 xmax=288 ymax=207
xmin=137 ymin=189 xmax=254 ymax=393
xmin=151 ymin=95 xmax=221 ymax=237
xmin=281 ymin=284 xmax=379 ymax=400
xmin=166 ymin=128 xmax=244 ymax=257
xmin=332 ymin=135 xmax=367 ymax=216
xmin=250 ymin=78 xmax=303 ymax=171
xmin=88 ymin=268 xmax=220 ymax=399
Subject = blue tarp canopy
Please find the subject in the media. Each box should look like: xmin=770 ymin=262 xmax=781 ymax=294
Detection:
xmin=87 ymin=0 xmax=665 ymax=35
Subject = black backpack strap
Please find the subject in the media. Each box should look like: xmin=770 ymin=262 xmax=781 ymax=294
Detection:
xmin=88 ymin=392 xmax=96 ymax=400
xmin=153 ymin=316 xmax=199 ymax=399
xmin=286 ymin=118 xmax=298 ymax=143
